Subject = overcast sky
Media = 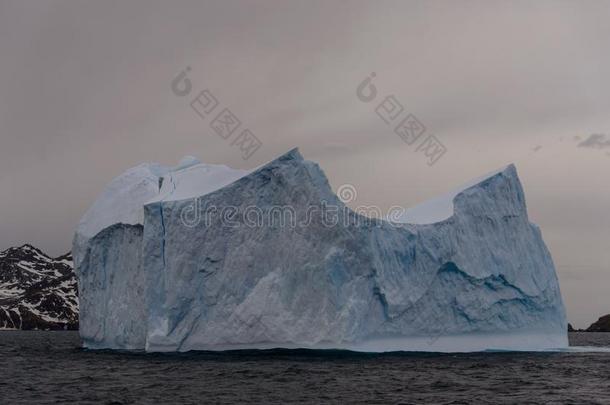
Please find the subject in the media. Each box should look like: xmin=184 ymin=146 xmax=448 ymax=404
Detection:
xmin=1 ymin=0 xmax=609 ymax=328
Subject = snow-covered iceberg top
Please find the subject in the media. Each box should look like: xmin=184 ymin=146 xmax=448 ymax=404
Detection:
xmin=73 ymin=148 xmax=568 ymax=353
xmin=73 ymin=156 xmax=247 ymax=270
xmin=76 ymin=157 xmax=247 ymax=239
xmin=147 ymin=159 xmax=248 ymax=204
xmin=395 ymin=166 xmax=510 ymax=225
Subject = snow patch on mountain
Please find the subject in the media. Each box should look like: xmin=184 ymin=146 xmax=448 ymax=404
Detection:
xmin=0 ymin=245 xmax=78 ymax=330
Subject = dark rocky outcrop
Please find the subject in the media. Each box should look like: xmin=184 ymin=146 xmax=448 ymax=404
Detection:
xmin=0 ymin=244 xmax=78 ymax=330
xmin=586 ymin=314 xmax=610 ymax=332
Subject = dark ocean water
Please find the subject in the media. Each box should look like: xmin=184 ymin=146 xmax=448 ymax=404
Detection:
xmin=0 ymin=332 xmax=609 ymax=404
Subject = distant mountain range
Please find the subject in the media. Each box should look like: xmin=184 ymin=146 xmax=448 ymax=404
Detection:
xmin=586 ymin=314 xmax=610 ymax=332
xmin=570 ymin=315 xmax=610 ymax=333
xmin=0 ymin=244 xmax=78 ymax=330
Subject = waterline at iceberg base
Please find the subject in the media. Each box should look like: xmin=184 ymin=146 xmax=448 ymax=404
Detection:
xmin=73 ymin=149 xmax=568 ymax=352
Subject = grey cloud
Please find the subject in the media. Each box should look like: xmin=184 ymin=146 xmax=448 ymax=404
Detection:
xmin=578 ymin=134 xmax=610 ymax=149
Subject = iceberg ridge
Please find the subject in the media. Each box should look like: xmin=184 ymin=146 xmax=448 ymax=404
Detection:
xmin=73 ymin=148 xmax=568 ymax=352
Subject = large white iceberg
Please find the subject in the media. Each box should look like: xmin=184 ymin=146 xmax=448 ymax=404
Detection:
xmin=73 ymin=149 xmax=568 ymax=352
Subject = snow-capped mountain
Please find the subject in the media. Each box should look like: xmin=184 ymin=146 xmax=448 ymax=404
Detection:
xmin=0 ymin=244 xmax=78 ymax=330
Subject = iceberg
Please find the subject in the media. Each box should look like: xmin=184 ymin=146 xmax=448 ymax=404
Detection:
xmin=73 ymin=149 xmax=568 ymax=352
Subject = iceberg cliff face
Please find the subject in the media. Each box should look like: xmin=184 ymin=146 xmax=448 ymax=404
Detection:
xmin=74 ymin=149 xmax=567 ymax=352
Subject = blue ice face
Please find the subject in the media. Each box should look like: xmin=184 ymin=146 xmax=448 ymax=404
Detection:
xmin=74 ymin=149 xmax=567 ymax=352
